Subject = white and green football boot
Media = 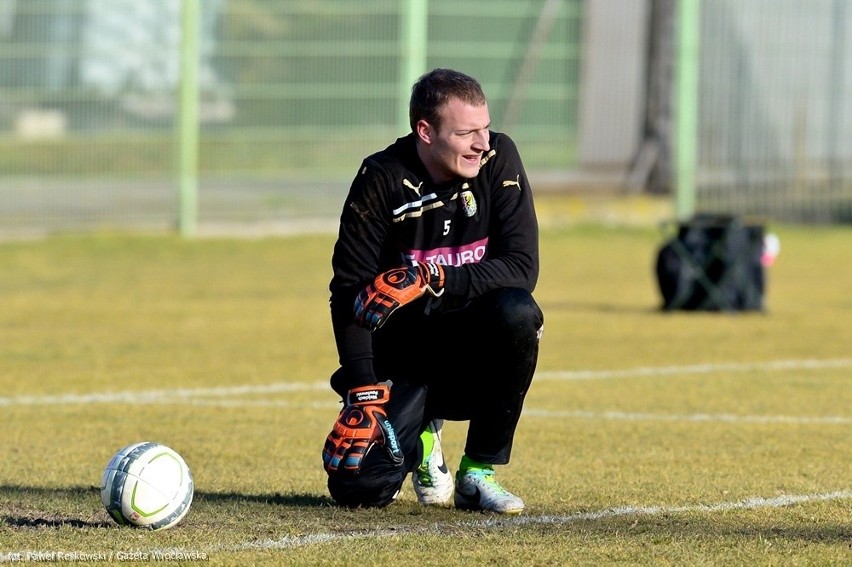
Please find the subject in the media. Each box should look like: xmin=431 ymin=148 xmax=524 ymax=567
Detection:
xmin=411 ymin=420 xmax=454 ymax=506
xmin=454 ymin=466 xmax=524 ymax=515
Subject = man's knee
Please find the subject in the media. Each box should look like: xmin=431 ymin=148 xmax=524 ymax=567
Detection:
xmin=326 ymin=448 xmax=407 ymax=508
xmin=489 ymin=288 xmax=544 ymax=335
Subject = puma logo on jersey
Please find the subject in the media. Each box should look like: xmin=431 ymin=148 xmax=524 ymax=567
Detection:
xmin=502 ymin=175 xmax=521 ymax=190
xmin=403 ymin=178 xmax=423 ymax=196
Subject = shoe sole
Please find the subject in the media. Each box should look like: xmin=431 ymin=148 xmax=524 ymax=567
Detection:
xmin=454 ymin=489 xmax=524 ymax=515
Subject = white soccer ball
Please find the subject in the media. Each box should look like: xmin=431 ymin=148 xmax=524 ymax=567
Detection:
xmin=100 ymin=442 xmax=194 ymax=530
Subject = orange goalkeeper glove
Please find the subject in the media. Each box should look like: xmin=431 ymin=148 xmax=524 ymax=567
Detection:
xmin=322 ymin=382 xmax=403 ymax=474
xmin=353 ymin=262 xmax=444 ymax=331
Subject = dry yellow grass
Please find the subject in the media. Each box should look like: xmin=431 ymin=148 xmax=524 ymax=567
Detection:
xmin=1 ymin=208 xmax=850 ymax=565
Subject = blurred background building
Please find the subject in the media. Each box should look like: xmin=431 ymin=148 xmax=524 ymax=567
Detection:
xmin=0 ymin=0 xmax=850 ymax=234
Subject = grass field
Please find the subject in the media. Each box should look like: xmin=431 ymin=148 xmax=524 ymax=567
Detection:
xmin=1 ymin=199 xmax=850 ymax=565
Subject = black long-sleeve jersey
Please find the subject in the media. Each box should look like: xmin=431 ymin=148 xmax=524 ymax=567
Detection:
xmin=329 ymin=131 xmax=539 ymax=389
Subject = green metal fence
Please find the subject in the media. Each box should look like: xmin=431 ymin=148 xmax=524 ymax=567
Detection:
xmin=0 ymin=0 xmax=583 ymax=233
xmin=4 ymin=0 xmax=851 ymax=234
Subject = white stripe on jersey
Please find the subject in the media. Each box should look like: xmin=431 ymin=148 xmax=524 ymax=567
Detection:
xmin=391 ymin=192 xmax=459 ymax=223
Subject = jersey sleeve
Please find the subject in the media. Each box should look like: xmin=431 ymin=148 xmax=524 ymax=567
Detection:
xmin=328 ymin=160 xmax=392 ymax=388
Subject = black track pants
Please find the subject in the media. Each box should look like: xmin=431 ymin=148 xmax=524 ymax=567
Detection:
xmin=327 ymin=287 xmax=543 ymax=507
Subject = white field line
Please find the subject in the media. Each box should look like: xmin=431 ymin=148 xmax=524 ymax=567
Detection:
xmin=0 ymin=358 xmax=849 ymax=420
xmin=228 ymin=490 xmax=852 ymax=552
xmin=0 ymin=381 xmax=329 ymax=407
xmin=523 ymin=409 xmax=852 ymax=425
xmin=535 ymin=358 xmax=852 ymax=381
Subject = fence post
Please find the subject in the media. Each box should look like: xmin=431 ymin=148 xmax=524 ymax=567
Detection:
xmin=675 ymin=0 xmax=700 ymax=221
xmin=399 ymin=0 xmax=428 ymax=135
xmin=177 ymin=0 xmax=200 ymax=236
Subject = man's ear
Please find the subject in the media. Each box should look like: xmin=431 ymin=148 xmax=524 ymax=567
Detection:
xmin=415 ymin=119 xmax=433 ymax=144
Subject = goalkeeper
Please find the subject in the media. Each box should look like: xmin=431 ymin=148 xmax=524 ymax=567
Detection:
xmin=323 ymin=68 xmax=543 ymax=515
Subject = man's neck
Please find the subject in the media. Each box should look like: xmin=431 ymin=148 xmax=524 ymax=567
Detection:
xmin=415 ymin=141 xmax=453 ymax=185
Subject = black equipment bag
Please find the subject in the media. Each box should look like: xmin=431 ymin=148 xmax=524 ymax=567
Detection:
xmin=655 ymin=214 xmax=765 ymax=311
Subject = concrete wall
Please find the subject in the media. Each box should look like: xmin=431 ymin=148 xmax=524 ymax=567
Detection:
xmin=578 ymin=0 xmax=650 ymax=169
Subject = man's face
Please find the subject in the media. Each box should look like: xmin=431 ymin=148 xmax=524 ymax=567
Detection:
xmin=416 ymin=97 xmax=491 ymax=184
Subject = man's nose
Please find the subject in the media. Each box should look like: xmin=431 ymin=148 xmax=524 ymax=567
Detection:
xmin=473 ymin=129 xmax=490 ymax=152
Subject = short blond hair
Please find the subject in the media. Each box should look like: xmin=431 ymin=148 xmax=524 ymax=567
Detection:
xmin=409 ymin=68 xmax=487 ymax=132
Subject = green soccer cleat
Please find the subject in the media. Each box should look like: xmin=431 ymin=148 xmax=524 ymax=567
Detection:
xmin=411 ymin=420 xmax=454 ymax=506
xmin=454 ymin=467 xmax=524 ymax=515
